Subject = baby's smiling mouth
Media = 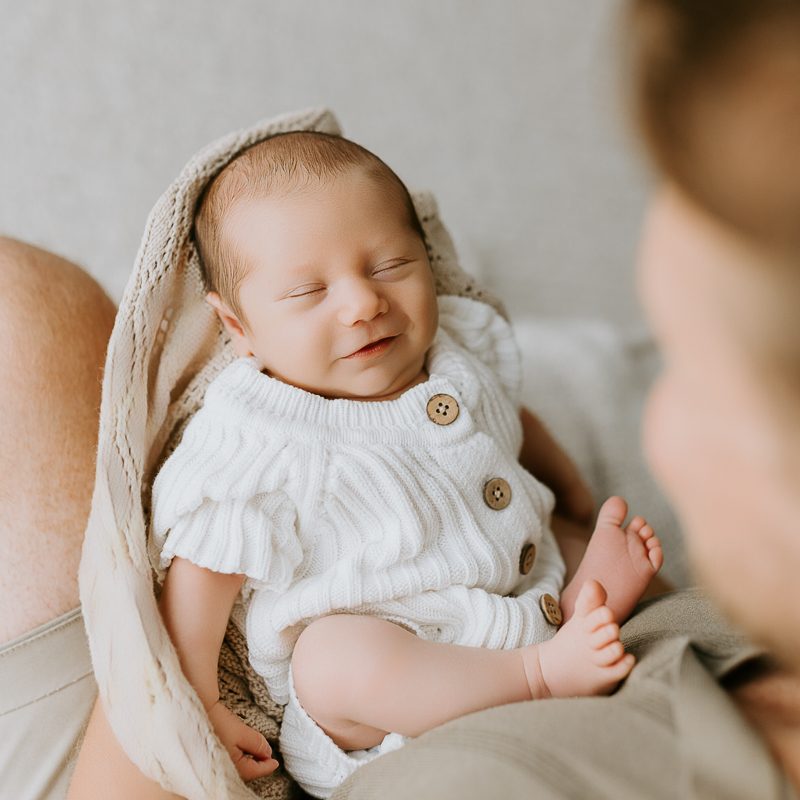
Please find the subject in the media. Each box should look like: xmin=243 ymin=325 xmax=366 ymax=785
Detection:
xmin=344 ymin=335 xmax=398 ymax=359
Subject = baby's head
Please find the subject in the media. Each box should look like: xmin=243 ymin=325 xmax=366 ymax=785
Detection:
xmin=194 ymin=131 xmax=438 ymax=401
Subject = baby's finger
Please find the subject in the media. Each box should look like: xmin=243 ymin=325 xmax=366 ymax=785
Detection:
xmin=237 ymin=753 xmax=280 ymax=781
xmin=239 ymin=726 xmax=273 ymax=760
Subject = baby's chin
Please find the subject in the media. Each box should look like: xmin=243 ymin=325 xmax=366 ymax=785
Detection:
xmin=262 ymin=356 xmax=428 ymax=401
xmin=363 ymin=371 xmax=429 ymax=402
xmin=320 ymin=368 xmax=429 ymax=403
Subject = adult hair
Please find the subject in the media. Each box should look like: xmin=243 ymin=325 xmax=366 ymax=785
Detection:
xmin=624 ymin=0 xmax=800 ymax=251
xmin=193 ymin=131 xmax=426 ymax=324
xmin=624 ymin=0 xmax=800 ymax=425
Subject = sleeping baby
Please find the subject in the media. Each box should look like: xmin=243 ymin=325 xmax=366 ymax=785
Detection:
xmin=151 ymin=131 xmax=664 ymax=798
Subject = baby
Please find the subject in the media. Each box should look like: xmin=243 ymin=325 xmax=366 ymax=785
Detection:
xmin=151 ymin=131 xmax=663 ymax=798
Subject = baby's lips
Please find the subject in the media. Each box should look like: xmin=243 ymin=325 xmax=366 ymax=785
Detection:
xmin=343 ymin=333 xmax=398 ymax=358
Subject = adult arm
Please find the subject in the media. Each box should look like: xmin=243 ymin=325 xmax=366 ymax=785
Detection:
xmin=67 ymin=699 xmax=183 ymax=800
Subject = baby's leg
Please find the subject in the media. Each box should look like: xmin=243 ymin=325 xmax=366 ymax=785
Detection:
xmin=559 ymin=496 xmax=664 ymax=624
xmin=291 ymin=615 xmax=533 ymax=750
xmin=291 ymin=597 xmax=633 ymax=752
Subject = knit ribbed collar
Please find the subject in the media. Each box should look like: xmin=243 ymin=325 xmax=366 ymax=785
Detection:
xmin=203 ymin=325 xmax=476 ymax=445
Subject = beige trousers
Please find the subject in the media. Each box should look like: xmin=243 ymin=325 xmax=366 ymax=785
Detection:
xmin=0 ymin=607 xmax=96 ymax=800
xmin=3 ymin=591 xmax=797 ymax=800
xmin=334 ymin=590 xmax=798 ymax=800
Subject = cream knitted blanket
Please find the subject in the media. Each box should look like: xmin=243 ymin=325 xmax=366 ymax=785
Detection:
xmin=77 ymin=107 xmax=508 ymax=800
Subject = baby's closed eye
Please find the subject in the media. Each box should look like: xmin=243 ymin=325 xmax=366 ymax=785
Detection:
xmin=372 ymin=259 xmax=416 ymax=279
xmin=286 ymin=284 xmax=326 ymax=299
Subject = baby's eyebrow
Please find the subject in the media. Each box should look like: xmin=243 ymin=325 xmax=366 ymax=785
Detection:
xmin=278 ymin=263 xmax=322 ymax=285
xmin=281 ymin=257 xmax=318 ymax=275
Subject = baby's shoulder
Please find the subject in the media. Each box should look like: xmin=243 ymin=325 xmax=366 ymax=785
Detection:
xmin=152 ymin=372 xmax=298 ymax=505
xmin=435 ymin=294 xmax=521 ymax=403
xmin=437 ymin=294 xmax=516 ymax=352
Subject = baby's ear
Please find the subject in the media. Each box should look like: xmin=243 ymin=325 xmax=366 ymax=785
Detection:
xmin=205 ymin=291 xmax=253 ymax=356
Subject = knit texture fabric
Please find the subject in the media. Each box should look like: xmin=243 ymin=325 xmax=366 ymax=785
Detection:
xmin=149 ymin=295 xmax=563 ymax=713
xmin=78 ymin=107 xmax=509 ymax=800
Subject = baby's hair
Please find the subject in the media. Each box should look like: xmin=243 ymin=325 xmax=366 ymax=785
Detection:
xmin=193 ymin=130 xmax=426 ymax=325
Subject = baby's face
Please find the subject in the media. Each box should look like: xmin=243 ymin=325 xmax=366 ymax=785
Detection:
xmin=212 ymin=169 xmax=438 ymax=401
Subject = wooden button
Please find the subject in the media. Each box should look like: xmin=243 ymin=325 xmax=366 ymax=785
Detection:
xmin=539 ymin=593 xmax=563 ymax=626
xmin=483 ymin=477 xmax=511 ymax=510
xmin=519 ymin=543 xmax=536 ymax=575
xmin=426 ymin=394 xmax=460 ymax=425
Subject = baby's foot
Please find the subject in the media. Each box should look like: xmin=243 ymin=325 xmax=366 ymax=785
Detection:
xmin=559 ymin=496 xmax=663 ymax=624
xmin=521 ymin=580 xmax=635 ymax=699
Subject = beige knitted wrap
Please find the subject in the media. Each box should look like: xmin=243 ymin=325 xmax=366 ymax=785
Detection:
xmin=78 ymin=107 xmax=506 ymax=799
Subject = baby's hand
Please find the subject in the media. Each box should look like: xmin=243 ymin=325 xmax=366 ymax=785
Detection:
xmin=207 ymin=700 xmax=280 ymax=781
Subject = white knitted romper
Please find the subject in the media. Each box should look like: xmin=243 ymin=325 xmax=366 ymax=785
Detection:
xmin=150 ymin=294 xmax=566 ymax=798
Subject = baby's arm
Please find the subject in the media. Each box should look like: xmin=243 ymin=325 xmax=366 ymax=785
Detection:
xmin=519 ymin=405 xmax=595 ymax=526
xmin=158 ymin=557 xmax=279 ymax=780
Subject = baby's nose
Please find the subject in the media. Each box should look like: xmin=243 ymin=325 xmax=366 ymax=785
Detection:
xmin=337 ymin=282 xmax=388 ymax=325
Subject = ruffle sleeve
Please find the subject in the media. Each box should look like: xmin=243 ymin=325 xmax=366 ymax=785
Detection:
xmin=436 ymin=294 xmax=522 ymax=406
xmin=148 ymin=389 xmax=303 ymax=599
xmin=154 ymin=493 xmax=302 ymax=598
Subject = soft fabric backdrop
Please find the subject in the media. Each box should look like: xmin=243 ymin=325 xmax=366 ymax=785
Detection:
xmin=2 ymin=1 xmax=685 ymax=585
xmin=1 ymin=0 xmax=649 ymax=322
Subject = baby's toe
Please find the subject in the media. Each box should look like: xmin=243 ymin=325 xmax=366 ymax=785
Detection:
xmin=606 ymin=653 xmax=636 ymax=681
xmin=590 ymin=622 xmax=620 ymax=649
xmin=626 ymin=515 xmax=646 ymax=535
xmin=596 ymin=496 xmax=628 ymax=529
xmin=583 ymin=603 xmax=615 ymax=632
xmin=638 ymin=523 xmax=657 ymax=543
xmin=594 ymin=640 xmax=626 ymax=667
xmin=647 ymin=540 xmax=664 ymax=571
xmin=573 ymin=579 xmax=608 ymax=618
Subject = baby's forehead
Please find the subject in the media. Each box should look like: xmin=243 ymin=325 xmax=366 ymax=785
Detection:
xmin=219 ymin=171 xmax=417 ymax=272
xmin=224 ymin=166 xmax=411 ymax=231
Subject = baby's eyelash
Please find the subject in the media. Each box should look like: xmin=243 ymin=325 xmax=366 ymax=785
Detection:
xmin=374 ymin=260 xmax=411 ymax=274
xmin=284 ymin=261 xmax=413 ymax=298
xmin=288 ymin=286 xmax=325 ymax=298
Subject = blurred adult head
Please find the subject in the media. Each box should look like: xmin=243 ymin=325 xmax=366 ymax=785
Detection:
xmin=626 ymin=0 xmax=800 ymax=668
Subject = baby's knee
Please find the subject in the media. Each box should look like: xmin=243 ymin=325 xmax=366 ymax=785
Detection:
xmin=291 ymin=614 xmax=395 ymax=720
xmin=292 ymin=615 xmax=357 ymax=721
xmin=293 ymin=614 xmax=366 ymax=682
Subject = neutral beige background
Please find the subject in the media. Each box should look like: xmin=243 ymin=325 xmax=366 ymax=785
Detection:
xmin=1 ymin=0 xmax=651 ymax=323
